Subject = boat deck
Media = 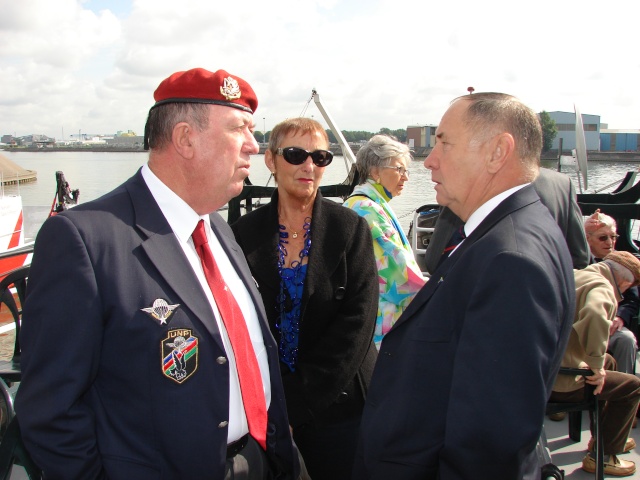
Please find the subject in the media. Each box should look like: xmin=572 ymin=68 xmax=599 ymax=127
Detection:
xmin=1 ymin=323 xmax=640 ymax=478
xmin=545 ymin=402 xmax=640 ymax=477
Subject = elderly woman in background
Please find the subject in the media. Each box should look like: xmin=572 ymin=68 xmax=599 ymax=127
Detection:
xmin=584 ymin=208 xmax=638 ymax=375
xmin=231 ymin=117 xmax=378 ymax=480
xmin=343 ymin=134 xmax=425 ymax=348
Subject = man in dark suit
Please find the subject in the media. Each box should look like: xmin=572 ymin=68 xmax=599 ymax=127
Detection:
xmin=353 ymin=93 xmax=576 ymax=479
xmin=424 ymin=167 xmax=590 ymax=275
xmin=16 ymin=68 xmax=300 ymax=479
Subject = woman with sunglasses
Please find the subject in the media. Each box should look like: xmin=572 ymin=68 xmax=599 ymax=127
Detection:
xmin=231 ymin=117 xmax=378 ymax=480
xmin=343 ymin=134 xmax=426 ymax=349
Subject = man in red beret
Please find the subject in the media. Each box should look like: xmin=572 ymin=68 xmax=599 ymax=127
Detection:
xmin=17 ymin=68 xmax=302 ymax=479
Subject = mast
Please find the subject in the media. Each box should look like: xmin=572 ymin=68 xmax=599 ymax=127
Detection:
xmin=311 ymin=89 xmax=357 ymax=168
xmin=574 ymin=104 xmax=588 ymax=192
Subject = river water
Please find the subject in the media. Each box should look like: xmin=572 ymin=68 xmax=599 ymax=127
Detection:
xmin=2 ymin=150 xmax=639 ymax=237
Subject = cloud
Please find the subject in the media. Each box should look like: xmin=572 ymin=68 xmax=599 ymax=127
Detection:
xmin=2 ymin=0 xmax=640 ymax=139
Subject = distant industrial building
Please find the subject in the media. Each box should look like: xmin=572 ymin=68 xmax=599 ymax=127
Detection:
xmin=600 ymin=129 xmax=640 ymax=152
xmin=546 ymin=111 xmax=600 ymax=151
xmin=406 ymin=125 xmax=437 ymax=149
xmin=104 ymin=135 xmax=144 ymax=148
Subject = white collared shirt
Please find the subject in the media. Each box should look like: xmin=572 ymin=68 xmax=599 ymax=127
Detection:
xmin=141 ymin=164 xmax=271 ymax=444
xmin=451 ymin=183 xmax=530 ymax=255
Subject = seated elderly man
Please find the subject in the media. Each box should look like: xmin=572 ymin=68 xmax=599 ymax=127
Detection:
xmin=550 ymin=251 xmax=640 ymax=476
xmin=584 ymin=209 xmax=639 ymax=374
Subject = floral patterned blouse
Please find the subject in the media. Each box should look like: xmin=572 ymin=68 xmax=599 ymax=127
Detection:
xmin=343 ymin=179 xmax=426 ymax=348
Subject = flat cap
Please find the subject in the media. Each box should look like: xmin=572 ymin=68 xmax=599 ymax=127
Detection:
xmin=152 ymin=68 xmax=257 ymax=113
xmin=604 ymin=250 xmax=640 ymax=286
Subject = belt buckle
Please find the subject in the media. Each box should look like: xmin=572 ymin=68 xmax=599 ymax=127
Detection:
xmin=226 ymin=434 xmax=249 ymax=458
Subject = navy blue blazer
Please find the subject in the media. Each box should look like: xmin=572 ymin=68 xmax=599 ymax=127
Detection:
xmin=16 ymin=169 xmax=298 ymax=479
xmin=353 ymin=185 xmax=575 ymax=480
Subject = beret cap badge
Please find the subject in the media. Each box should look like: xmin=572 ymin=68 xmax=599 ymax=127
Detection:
xmin=220 ymin=77 xmax=242 ymax=101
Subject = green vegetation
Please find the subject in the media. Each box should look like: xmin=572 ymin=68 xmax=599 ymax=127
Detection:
xmin=254 ymin=128 xmax=407 ymax=145
xmin=539 ymin=111 xmax=558 ymax=153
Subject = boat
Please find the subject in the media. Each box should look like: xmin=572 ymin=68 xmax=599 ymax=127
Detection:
xmin=227 ymin=92 xmax=640 ymax=477
xmin=0 ymin=171 xmax=79 ymax=279
xmin=0 ymin=195 xmax=31 ymax=280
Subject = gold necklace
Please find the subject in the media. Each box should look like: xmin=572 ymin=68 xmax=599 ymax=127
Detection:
xmin=279 ymin=217 xmax=309 ymax=239
xmin=282 ymin=223 xmax=299 ymax=238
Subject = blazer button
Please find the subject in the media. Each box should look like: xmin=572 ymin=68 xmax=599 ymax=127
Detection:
xmin=335 ymin=287 xmax=346 ymax=300
xmin=217 ymin=356 xmax=227 ymax=364
xmin=336 ymin=391 xmax=349 ymax=404
xmin=218 ymin=421 xmax=229 ymax=428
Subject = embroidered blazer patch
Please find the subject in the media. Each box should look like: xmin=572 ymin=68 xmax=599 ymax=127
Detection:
xmin=162 ymin=329 xmax=199 ymax=384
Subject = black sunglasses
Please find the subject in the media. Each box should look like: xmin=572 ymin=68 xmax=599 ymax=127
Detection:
xmin=276 ymin=147 xmax=333 ymax=167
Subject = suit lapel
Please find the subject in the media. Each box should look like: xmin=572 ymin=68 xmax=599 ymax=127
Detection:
xmin=126 ymin=171 xmax=223 ymax=343
xmin=392 ymin=185 xmax=541 ymax=331
xmin=304 ymin=192 xmax=330 ymax=299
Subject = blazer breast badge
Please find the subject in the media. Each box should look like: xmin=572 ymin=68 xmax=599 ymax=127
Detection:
xmin=141 ymin=298 xmax=180 ymax=325
xmin=162 ymin=329 xmax=199 ymax=384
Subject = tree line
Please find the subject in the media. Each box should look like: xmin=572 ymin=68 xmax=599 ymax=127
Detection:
xmin=254 ymin=128 xmax=407 ymax=145
xmin=253 ymin=114 xmax=557 ymax=153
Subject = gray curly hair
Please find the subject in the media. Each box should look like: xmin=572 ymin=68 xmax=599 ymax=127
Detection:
xmin=355 ymin=134 xmax=412 ymax=184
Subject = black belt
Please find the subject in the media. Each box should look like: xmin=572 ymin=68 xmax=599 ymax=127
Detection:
xmin=226 ymin=434 xmax=249 ymax=458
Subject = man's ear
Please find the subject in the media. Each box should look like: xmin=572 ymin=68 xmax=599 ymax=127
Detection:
xmin=487 ymin=133 xmax=515 ymax=174
xmin=171 ymin=122 xmax=195 ymax=159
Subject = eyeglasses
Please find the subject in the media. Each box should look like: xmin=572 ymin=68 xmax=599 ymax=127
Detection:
xmin=382 ymin=165 xmax=409 ymax=178
xmin=276 ymin=147 xmax=333 ymax=167
xmin=590 ymin=233 xmax=619 ymax=242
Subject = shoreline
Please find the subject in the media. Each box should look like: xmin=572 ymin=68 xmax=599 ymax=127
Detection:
xmin=3 ymin=146 xmax=640 ymax=163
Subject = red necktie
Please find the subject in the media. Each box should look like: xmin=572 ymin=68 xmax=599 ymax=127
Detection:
xmin=192 ymin=219 xmax=267 ymax=450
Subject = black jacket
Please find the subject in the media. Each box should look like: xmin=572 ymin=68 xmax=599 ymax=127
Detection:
xmin=232 ymin=190 xmax=378 ymax=428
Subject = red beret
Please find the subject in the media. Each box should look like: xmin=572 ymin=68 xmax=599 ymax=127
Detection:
xmin=152 ymin=68 xmax=257 ymax=114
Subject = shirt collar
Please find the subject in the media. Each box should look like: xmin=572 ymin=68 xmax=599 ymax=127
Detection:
xmin=141 ymin=164 xmax=207 ymax=243
xmin=464 ymin=183 xmax=530 ymax=237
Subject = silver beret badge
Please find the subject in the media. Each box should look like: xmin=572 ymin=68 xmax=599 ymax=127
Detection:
xmin=220 ymin=76 xmax=241 ymax=100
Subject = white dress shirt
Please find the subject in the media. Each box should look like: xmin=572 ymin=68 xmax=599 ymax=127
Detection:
xmin=452 ymin=183 xmax=530 ymax=255
xmin=141 ymin=164 xmax=271 ymax=444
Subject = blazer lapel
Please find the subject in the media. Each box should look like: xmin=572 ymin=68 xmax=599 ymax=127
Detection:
xmin=126 ymin=171 xmax=223 ymax=343
xmin=304 ymin=191 xmax=330 ymax=299
xmin=392 ymin=185 xmax=541 ymax=331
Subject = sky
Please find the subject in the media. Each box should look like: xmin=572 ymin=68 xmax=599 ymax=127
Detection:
xmin=1 ymin=0 xmax=639 ymax=140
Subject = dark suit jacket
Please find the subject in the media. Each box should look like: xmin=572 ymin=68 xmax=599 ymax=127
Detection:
xmin=231 ymin=190 xmax=378 ymax=428
xmin=353 ymin=185 xmax=575 ymax=480
xmin=16 ymin=169 xmax=298 ymax=480
xmin=424 ymin=168 xmax=590 ymax=274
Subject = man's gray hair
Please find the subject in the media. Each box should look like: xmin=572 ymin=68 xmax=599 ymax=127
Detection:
xmin=146 ymin=103 xmax=211 ymax=150
xmin=454 ymin=92 xmax=542 ymax=179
